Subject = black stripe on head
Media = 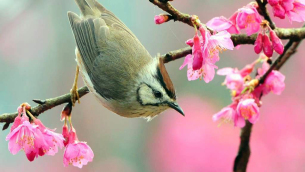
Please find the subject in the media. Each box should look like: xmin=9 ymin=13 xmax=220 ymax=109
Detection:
xmin=155 ymin=67 xmax=176 ymax=100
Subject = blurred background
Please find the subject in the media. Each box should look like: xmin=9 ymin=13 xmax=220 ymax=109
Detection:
xmin=1 ymin=0 xmax=305 ymax=171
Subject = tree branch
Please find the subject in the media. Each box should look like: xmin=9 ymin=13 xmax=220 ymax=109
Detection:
xmin=0 ymin=26 xmax=304 ymax=128
xmin=256 ymin=0 xmax=276 ymax=29
xmin=0 ymin=86 xmax=89 ymax=128
xmin=234 ymin=38 xmax=303 ymax=172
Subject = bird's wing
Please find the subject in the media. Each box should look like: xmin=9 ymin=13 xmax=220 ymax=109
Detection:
xmin=68 ymin=3 xmax=152 ymax=101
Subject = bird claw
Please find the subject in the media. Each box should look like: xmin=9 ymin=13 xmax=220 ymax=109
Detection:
xmin=70 ymin=84 xmax=80 ymax=106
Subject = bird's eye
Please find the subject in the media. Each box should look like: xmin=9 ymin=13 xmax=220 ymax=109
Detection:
xmin=153 ymin=91 xmax=162 ymax=98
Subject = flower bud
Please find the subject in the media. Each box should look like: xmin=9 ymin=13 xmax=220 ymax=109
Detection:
xmin=254 ymin=33 xmax=263 ymax=54
xmin=269 ymin=30 xmax=284 ymax=54
xmin=263 ymin=34 xmax=273 ymax=57
xmin=154 ymin=14 xmax=170 ymax=24
xmin=192 ymin=33 xmax=203 ymax=70
xmin=61 ymin=102 xmax=72 ymax=121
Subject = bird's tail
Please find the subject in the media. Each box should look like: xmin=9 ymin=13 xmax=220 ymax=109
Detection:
xmin=74 ymin=0 xmax=107 ymax=17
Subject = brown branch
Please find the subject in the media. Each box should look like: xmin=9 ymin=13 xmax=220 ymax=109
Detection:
xmin=149 ymin=0 xmax=195 ymax=27
xmin=0 ymin=86 xmax=89 ymax=128
xmin=234 ymin=121 xmax=253 ymax=172
xmin=256 ymin=0 xmax=276 ymax=29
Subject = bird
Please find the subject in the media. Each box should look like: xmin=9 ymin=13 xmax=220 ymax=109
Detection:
xmin=67 ymin=0 xmax=184 ymax=120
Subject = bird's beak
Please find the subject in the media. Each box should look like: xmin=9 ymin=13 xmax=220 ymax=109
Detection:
xmin=168 ymin=102 xmax=185 ymax=116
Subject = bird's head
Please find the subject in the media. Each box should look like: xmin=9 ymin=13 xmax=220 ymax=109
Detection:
xmin=136 ymin=57 xmax=184 ymax=120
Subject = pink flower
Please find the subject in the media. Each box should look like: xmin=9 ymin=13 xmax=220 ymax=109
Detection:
xmin=263 ymin=34 xmax=273 ymax=57
xmin=213 ymin=105 xmax=236 ymax=122
xmin=180 ymin=54 xmax=217 ymax=82
xmin=213 ymin=103 xmax=247 ymax=128
xmin=286 ymin=1 xmax=305 ymax=22
xmin=236 ymin=99 xmax=260 ymax=124
xmin=154 ymin=15 xmax=169 ymax=24
xmin=217 ymin=68 xmax=244 ymax=92
xmin=6 ymin=104 xmax=64 ymax=161
xmin=236 ymin=3 xmax=262 ymax=36
xmin=6 ymin=119 xmax=44 ymax=161
xmin=206 ymin=16 xmax=240 ymax=34
xmin=254 ymin=33 xmax=263 ymax=54
xmin=269 ymin=0 xmax=305 ymax=22
xmin=257 ymin=61 xmax=286 ymax=95
xmin=34 ymin=119 xmax=64 ymax=156
xmin=63 ymin=128 xmax=94 ymax=168
xmin=269 ymin=30 xmax=284 ymax=54
xmin=217 ymin=63 xmax=254 ymax=94
xmin=181 ymin=24 xmax=234 ymax=83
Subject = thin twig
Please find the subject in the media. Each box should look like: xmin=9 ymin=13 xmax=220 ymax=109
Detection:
xmin=256 ymin=0 xmax=276 ymax=29
xmin=0 ymin=86 xmax=89 ymax=125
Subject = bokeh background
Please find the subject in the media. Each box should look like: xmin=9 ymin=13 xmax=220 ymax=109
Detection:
xmin=1 ymin=0 xmax=305 ymax=171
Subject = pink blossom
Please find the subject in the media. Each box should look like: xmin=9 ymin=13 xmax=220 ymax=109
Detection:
xmin=257 ymin=62 xmax=286 ymax=95
xmin=206 ymin=16 xmax=239 ymax=34
xmin=213 ymin=103 xmax=246 ymax=128
xmin=270 ymin=30 xmax=284 ymax=54
xmin=254 ymin=33 xmax=263 ymax=54
xmin=286 ymin=1 xmax=305 ymax=22
xmin=269 ymin=0 xmax=305 ymax=22
xmin=6 ymin=119 xmax=44 ymax=161
xmin=34 ymin=119 xmax=64 ymax=156
xmin=236 ymin=99 xmax=260 ymax=124
xmin=213 ymin=105 xmax=236 ymax=123
xmin=263 ymin=34 xmax=273 ymax=57
xmin=6 ymin=104 xmax=64 ymax=161
xmin=217 ymin=63 xmax=254 ymax=94
xmin=217 ymin=68 xmax=244 ymax=92
xmin=63 ymin=128 xmax=94 ymax=168
xmin=154 ymin=15 xmax=168 ymax=24
xmin=236 ymin=4 xmax=262 ymax=36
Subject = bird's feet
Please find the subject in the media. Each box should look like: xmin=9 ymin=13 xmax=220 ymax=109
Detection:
xmin=70 ymin=66 xmax=80 ymax=106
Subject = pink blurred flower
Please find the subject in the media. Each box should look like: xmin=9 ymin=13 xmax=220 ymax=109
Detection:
xmin=63 ymin=127 xmax=94 ymax=168
xmin=206 ymin=16 xmax=240 ymax=34
xmin=236 ymin=99 xmax=260 ymax=124
xmin=236 ymin=3 xmax=262 ymax=36
xmin=263 ymin=34 xmax=274 ymax=57
xmin=270 ymin=30 xmax=284 ymax=54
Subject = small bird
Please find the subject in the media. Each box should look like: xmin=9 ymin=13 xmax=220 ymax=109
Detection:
xmin=68 ymin=0 xmax=184 ymax=120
